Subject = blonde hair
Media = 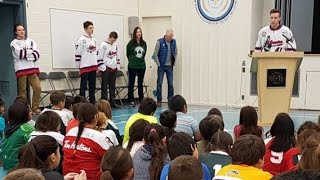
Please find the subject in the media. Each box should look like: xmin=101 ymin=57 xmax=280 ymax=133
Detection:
xmin=96 ymin=100 xmax=112 ymax=119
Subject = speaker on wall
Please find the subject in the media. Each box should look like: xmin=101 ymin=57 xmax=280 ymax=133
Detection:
xmin=128 ymin=16 xmax=139 ymax=35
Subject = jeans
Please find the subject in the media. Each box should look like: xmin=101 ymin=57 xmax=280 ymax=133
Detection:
xmin=128 ymin=67 xmax=146 ymax=102
xmin=101 ymin=70 xmax=117 ymax=104
xmin=18 ymin=73 xmax=41 ymax=110
xmin=80 ymin=71 xmax=96 ymax=103
xmin=156 ymin=66 xmax=174 ymax=101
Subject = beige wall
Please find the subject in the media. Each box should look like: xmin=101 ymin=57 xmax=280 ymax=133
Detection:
xmin=26 ymin=0 xmax=277 ymax=107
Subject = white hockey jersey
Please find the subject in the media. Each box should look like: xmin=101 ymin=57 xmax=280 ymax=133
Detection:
xmin=10 ymin=38 xmax=40 ymax=77
xmin=255 ymin=25 xmax=296 ymax=52
xmin=97 ymin=41 xmax=120 ymax=71
xmin=75 ymin=34 xmax=98 ymax=74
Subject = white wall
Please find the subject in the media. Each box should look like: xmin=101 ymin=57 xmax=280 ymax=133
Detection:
xmin=26 ymin=0 xmax=320 ymax=110
xmin=26 ymin=0 xmax=138 ymax=72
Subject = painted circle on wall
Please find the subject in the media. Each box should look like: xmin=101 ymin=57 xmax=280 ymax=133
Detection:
xmin=195 ymin=0 xmax=237 ymax=24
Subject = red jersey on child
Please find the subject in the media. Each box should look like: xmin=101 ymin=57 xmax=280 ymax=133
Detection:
xmin=63 ymin=127 xmax=112 ymax=180
xmin=263 ymin=138 xmax=300 ymax=175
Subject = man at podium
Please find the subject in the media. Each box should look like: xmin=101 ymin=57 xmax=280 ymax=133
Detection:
xmin=255 ymin=9 xmax=296 ymax=52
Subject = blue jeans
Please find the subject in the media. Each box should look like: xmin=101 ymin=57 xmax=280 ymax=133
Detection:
xmin=156 ymin=66 xmax=174 ymax=101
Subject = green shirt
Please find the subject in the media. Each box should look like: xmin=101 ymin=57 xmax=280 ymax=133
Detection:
xmin=126 ymin=40 xmax=147 ymax=69
xmin=0 ymin=123 xmax=34 ymax=170
xmin=123 ymin=113 xmax=157 ymax=145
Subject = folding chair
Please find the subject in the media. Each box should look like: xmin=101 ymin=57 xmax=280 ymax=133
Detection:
xmin=67 ymin=71 xmax=80 ymax=95
xmin=38 ymin=72 xmax=55 ymax=107
xmin=48 ymin=72 xmax=74 ymax=96
xmin=113 ymin=70 xmax=129 ymax=105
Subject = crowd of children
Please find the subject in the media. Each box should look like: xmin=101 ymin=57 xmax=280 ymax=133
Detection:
xmin=0 ymin=92 xmax=320 ymax=180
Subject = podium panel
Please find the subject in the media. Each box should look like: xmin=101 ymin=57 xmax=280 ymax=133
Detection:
xmin=251 ymin=52 xmax=304 ymax=125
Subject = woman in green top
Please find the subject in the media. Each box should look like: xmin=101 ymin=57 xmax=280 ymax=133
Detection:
xmin=126 ymin=27 xmax=147 ymax=106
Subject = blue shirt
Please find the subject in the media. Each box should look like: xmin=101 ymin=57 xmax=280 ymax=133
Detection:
xmin=160 ymin=162 xmax=211 ymax=180
xmin=174 ymin=112 xmax=199 ymax=137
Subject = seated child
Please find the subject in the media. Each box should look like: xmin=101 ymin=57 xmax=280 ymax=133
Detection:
xmin=214 ymin=134 xmax=272 ymax=180
xmin=168 ymin=155 xmax=203 ymax=180
xmin=199 ymin=131 xmax=233 ymax=177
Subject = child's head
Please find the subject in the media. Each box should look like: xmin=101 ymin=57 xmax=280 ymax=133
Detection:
xmin=143 ymin=124 xmax=167 ymax=180
xmin=4 ymin=168 xmax=45 ymax=180
xmin=160 ymin=110 xmax=177 ymax=128
xmin=72 ymin=103 xmax=82 ymax=119
xmin=269 ymin=113 xmax=296 ymax=152
xmin=64 ymin=96 xmax=73 ymax=110
xmin=127 ymin=119 xmax=150 ymax=151
xmin=14 ymin=96 xmax=29 ymax=105
xmin=199 ymin=115 xmax=224 ymax=142
xmin=49 ymin=91 xmax=66 ymax=109
xmin=169 ymin=95 xmax=187 ymax=113
xmin=96 ymin=100 xmax=112 ymax=119
xmin=239 ymin=106 xmax=262 ymax=138
xmin=73 ymin=95 xmax=87 ymax=104
xmin=297 ymin=121 xmax=320 ymax=135
xmin=168 ymin=155 xmax=203 ymax=180
xmin=230 ymin=134 xmax=265 ymax=168
xmin=207 ymin=108 xmax=223 ymax=120
xmin=18 ymin=135 xmax=60 ymax=170
xmin=160 ymin=110 xmax=177 ymax=138
xmin=298 ymin=133 xmax=320 ymax=171
xmin=96 ymin=112 xmax=108 ymax=130
xmin=206 ymin=131 xmax=233 ymax=154
xmin=138 ymin=98 xmax=157 ymax=116
xmin=8 ymin=102 xmax=31 ymax=125
xmin=168 ymin=132 xmax=198 ymax=160
xmin=75 ymin=103 xmax=98 ymax=151
xmin=298 ymin=129 xmax=318 ymax=151
xmin=0 ymin=97 xmax=5 ymax=115
xmin=100 ymin=146 xmax=133 ymax=180
xmin=35 ymin=111 xmax=61 ymax=132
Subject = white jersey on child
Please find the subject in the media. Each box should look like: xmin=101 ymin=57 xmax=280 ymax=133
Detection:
xmin=97 ymin=41 xmax=120 ymax=71
xmin=255 ymin=25 xmax=296 ymax=52
xmin=29 ymin=131 xmax=65 ymax=146
xmin=123 ymin=141 xmax=144 ymax=158
xmin=61 ymin=108 xmax=74 ymax=121
xmin=75 ymin=34 xmax=99 ymax=74
xmin=41 ymin=108 xmax=72 ymax=126
xmin=100 ymin=129 xmax=119 ymax=146
xmin=10 ymin=38 xmax=40 ymax=77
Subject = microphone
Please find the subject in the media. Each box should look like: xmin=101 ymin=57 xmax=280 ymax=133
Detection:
xmin=264 ymin=36 xmax=271 ymax=52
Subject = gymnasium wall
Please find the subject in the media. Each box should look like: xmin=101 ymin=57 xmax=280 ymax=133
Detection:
xmin=26 ymin=0 xmax=278 ymax=108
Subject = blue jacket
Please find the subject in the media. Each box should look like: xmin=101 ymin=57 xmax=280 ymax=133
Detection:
xmin=157 ymin=37 xmax=176 ymax=67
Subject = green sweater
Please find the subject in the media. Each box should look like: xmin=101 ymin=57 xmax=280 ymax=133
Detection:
xmin=126 ymin=40 xmax=147 ymax=69
xmin=0 ymin=123 xmax=34 ymax=170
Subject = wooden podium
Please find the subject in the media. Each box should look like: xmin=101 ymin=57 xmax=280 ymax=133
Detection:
xmin=251 ymin=52 xmax=304 ymax=125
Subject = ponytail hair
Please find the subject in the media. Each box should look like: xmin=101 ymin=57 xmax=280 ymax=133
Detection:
xmin=298 ymin=132 xmax=320 ymax=171
xmin=74 ymin=103 xmax=98 ymax=153
xmin=205 ymin=131 xmax=233 ymax=154
xmin=18 ymin=135 xmax=59 ymax=169
xmin=143 ymin=124 xmax=166 ymax=180
xmin=100 ymin=146 xmax=133 ymax=180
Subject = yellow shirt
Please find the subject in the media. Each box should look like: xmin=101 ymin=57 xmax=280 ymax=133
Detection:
xmin=122 ymin=113 xmax=158 ymax=145
xmin=214 ymin=164 xmax=273 ymax=180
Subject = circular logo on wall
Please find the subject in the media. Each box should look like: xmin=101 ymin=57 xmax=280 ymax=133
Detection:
xmin=195 ymin=0 xmax=238 ymax=24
